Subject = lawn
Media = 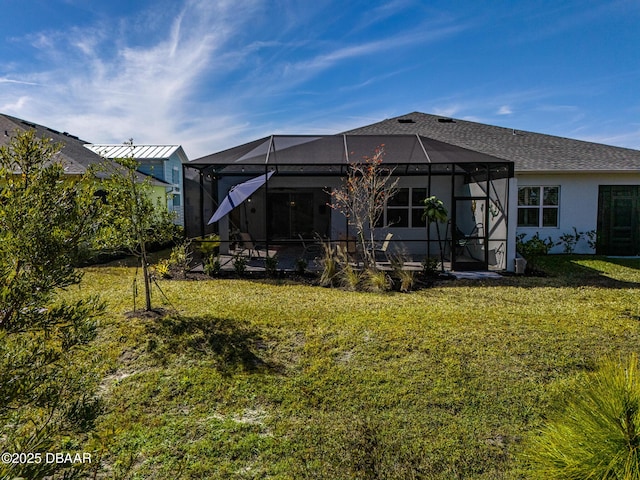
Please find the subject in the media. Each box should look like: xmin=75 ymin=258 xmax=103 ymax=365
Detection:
xmin=67 ymin=256 xmax=640 ymax=479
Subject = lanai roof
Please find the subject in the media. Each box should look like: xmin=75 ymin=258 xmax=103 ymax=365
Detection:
xmin=345 ymin=112 xmax=640 ymax=173
xmin=188 ymin=134 xmax=511 ymax=176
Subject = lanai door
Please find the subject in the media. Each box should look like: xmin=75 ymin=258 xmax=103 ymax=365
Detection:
xmin=598 ymin=186 xmax=640 ymax=255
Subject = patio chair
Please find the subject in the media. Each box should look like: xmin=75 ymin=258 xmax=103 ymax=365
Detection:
xmin=373 ymin=233 xmax=394 ymax=263
xmin=298 ymin=234 xmax=323 ymax=257
xmin=455 ymin=224 xmax=482 ymax=258
xmin=235 ymin=232 xmax=264 ymax=259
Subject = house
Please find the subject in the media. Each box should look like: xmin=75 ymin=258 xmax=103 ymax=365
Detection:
xmin=346 ymin=112 xmax=640 ymax=257
xmin=0 ymin=114 xmax=170 ymax=198
xmin=1 ymin=113 xmax=113 ymax=178
xmin=184 ymin=112 xmax=640 ymax=272
xmin=86 ymin=144 xmax=188 ymax=226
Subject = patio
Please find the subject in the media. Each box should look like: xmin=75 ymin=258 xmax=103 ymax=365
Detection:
xmin=189 ymin=241 xmax=503 ymax=279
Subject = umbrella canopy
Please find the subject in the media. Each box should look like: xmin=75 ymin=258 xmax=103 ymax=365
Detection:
xmin=207 ymin=171 xmax=274 ymax=225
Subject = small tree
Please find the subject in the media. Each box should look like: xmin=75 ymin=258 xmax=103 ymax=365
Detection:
xmin=422 ymin=196 xmax=448 ymax=272
xmin=328 ymin=145 xmax=398 ymax=269
xmin=94 ymin=140 xmax=176 ymax=312
xmin=0 ymin=130 xmax=104 ymax=479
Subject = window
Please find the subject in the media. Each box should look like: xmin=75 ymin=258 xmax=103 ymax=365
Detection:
xmin=383 ymin=187 xmax=427 ymax=228
xmin=517 ymin=186 xmax=559 ymax=227
xmin=172 ymin=167 xmax=180 ymax=185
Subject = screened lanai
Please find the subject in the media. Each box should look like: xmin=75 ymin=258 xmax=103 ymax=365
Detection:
xmin=184 ymin=134 xmax=514 ymax=271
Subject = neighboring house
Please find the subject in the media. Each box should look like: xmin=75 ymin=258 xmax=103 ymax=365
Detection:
xmin=0 ymin=113 xmax=173 ymax=218
xmin=1 ymin=113 xmax=113 ymax=178
xmin=184 ymin=112 xmax=640 ymax=272
xmin=87 ymin=144 xmax=188 ymax=226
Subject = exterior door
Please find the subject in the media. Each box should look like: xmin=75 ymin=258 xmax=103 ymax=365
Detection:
xmin=267 ymin=192 xmax=315 ymax=239
xmin=451 ymin=197 xmax=488 ymax=270
xmin=598 ymin=186 xmax=640 ymax=255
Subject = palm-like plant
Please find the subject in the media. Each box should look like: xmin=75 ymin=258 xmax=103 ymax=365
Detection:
xmin=422 ymin=196 xmax=448 ymax=272
xmin=525 ymin=354 xmax=640 ymax=479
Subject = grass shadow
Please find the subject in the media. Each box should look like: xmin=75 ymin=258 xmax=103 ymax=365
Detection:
xmin=143 ymin=314 xmax=278 ymax=375
xmin=532 ymin=255 xmax=640 ymax=289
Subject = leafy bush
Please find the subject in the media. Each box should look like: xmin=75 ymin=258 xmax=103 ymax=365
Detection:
xmin=195 ymin=235 xmax=221 ymax=257
xmin=203 ymin=255 xmax=221 ymax=277
xmin=585 ymin=229 xmax=597 ymax=251
xmin=295 ymin=257 xmax=308 ymax=275
xmin=516 ymin=233 xmax=556 ymax=271
xmin=421 ymin=256 xmax=440 ymax=277
xmin=558 ymin=227 xmax=582 ymax=254
xmin=169 ymin=240 xmax=192 ymax=278
xmin=265 ymin=255 xmax=278 ymax=277
xmin=154 ymin=259 xmax=172 ymax=279
xmin=525 ymin=354 xmax=640 ymax=479
xmin=233 ymin=254 xmax=247 ymax=275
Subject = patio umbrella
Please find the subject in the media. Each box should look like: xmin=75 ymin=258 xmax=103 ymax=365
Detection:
xmin=207 ymin=170 xmax=274 ymax=225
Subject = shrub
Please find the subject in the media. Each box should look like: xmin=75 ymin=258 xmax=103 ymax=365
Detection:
xmin=390 ymin=254 xmax=416 ymax=292
xmin=421 ymin=256 xmax=440 ymax=277
xmin=154 ymin=259 xmax=172 ymax=279
xmin=364 ymin=268 xmax=392 ymax=292
xmin=265 ymin=254 xmax=278 ymax=277
xmin=195 ymin=234 xmax=220 ymax=257
xmin=524 ymin=354 xmax=640 ymax=479
xmin=335 ymin=246 xmax=361 ymax=290
xmin=169 ymin=240 xmax=192 ymax=278
xmin=295 ymin=257 xmax=308 ymax=275
xmin=233 ymin=254 xmax=247 ymax=275
xmin=516 ymin=233 xmax=555 ymax=272
xmin=395 ymin=268 xmax=416 ymax=292
xmin=318 ymin=242 xmax=339 ymax=287
xmin=585 ymin=229 xmax=597 ymax=251
xmin=203 ymin=255 xmax=221 ymax=277
xmin=558 ymin=227 xmax=582 ymax=254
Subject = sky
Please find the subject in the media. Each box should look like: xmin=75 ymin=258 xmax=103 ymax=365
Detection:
xmin=0 ymin=0 xmax=639 ymax=159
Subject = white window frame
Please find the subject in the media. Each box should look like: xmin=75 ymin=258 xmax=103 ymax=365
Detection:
xmin=517 ymin=186 xmax=560 ymax=228
xmin=383 ymin=187 xmax=427 ymax=228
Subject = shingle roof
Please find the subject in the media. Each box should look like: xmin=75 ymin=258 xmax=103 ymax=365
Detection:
xmin=1 ymin=114 xmax=100 ymax=175
xmin=0 ymin=114 xmax=167 ymax=184
xmin=345 ymin=112 xmax=640 ymax=173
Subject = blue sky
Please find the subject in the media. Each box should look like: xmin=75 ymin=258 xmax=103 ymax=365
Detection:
xmin=1 ymin=0 xmax=638 ymax=158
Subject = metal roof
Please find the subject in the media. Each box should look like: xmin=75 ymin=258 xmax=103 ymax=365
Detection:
xmin=87 ymin=144 xmax=185 ymax=160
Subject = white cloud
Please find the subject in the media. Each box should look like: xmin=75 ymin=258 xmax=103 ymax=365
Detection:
xmin=497 ymin=105 xmax=512 ymax=115
xmin=0 ymin=0 xmax=263 ymax=157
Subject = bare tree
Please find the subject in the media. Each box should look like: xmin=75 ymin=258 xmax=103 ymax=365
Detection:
xmin=329 ymin=145 xmax=398 ymax=269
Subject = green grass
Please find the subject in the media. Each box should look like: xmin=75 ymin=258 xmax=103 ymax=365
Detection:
xmin=66 ymin=256 xmax=640 ymax=478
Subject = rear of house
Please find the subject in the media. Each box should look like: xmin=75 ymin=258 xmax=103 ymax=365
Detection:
xmin=348 ymin=112 xmax=640 ymax=257
xmin=183 ymin=112 xmax=640 ymax=271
